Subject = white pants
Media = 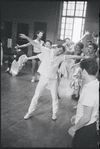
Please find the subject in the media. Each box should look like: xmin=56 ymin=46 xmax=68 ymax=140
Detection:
xmin=28 ymin=75 xmax=59 ymax=115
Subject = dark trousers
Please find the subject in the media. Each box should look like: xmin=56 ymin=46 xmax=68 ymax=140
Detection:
xmin=73 ymin=122 xmax=98 ymax=148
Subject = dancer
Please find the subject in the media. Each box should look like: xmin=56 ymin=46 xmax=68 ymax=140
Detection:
xmin=19 ymin=33 xmax=88 ymax=121
xmin=5 ymin=47 xmax=24 ymax=73
xmin=68 ymin=58 xmax=99 ymax=148
xmin=17 ymin=30 xmax=44 ymax=82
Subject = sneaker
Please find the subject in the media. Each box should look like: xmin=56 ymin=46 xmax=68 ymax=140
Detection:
xmin=5 ymin=67 xmax=10 ymax=73
xmin=31 ymin=77 xmax=35 ymax=82
xmin=24 ymin=112 xmax=34 ymax=120
xmin=52 ymin=113 xmax=57 ymax=121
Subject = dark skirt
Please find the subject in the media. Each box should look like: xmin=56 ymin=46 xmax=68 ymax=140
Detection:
xmin=32 ymin=52 xmax=41 ymax=61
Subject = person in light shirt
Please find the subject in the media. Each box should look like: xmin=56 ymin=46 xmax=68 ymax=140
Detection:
xmin=19 ymin=33 xmax=88 ymax=121
xmin=17 ymin=30 xmax=44 ymax=82
xmin=68 ymin=58 xmax=99 ymax=148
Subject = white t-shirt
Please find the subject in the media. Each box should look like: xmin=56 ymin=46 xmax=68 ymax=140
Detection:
xmin=37 ymin=47 xmax=65 ymax=79
xmin=33 ymin=39 xmax=44 ymax=53
xmin=75 ymin=79 xmax=99 ymax=125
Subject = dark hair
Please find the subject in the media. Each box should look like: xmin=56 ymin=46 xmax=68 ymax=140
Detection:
xmin=57 ymin=44 xmax=65 ymax=53
xmin=87 ymin=40 xmax=92 ymax=44
xmin=80 ymin=58 xmax=98 ymax=76
xmin=45 ymin=40 xmax=52 ymax=45
xmin=76 ymin=42 xmax=84 ymax=50
xmin=35 ymin=30 xmax=44 ymax=36
xmin=94 ymin=34 xmax=99 ymax=38
xmin=89 ymin=43 xmax=98 ymax=52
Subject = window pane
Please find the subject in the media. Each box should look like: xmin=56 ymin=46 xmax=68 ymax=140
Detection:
xmin=67 ymin=10 xmax=74 ymax=16
xmin=62 ymin=17 xmax=66 ymax=24
xmin=68 ymin=2 xmax=75 ymax=9
xmin=72 ymin=18 xmax=82 ymax=42
xmin=63 ymin=2 xmax=67 ymax=9
xmin=76 ymin=3 xmax=84 ymax=10
xmin=65 ymin=30 xmax=72 ymax=36
xmin=82 ymin=18 xmax=85 ymax=25
xmin=75 ymin=11 xmax=83 ymax=16
xmin=60 ymin=35 xmax=64 ymax=40
xmin=65 ymin=24 xmax=70 ymax=29
xmin=83 ymin=10 xmax=86 ymax=17
xmin=84 ymin=2 xmax=87 ymax=11
xmin=66 ymin=23 xmax=73 ymax=30
xmin=66 ymin=18 xmax=73 ymax=23
xmin=76 ymin=2 xmax=84 ymax=5
xmin=61 ymin=23 xmax=65 ymax=29
xmin=60 ymin=29 xmax=65 ymax=35
xmin=62 ymin=9 xmax=66 ymax=16
xmin=65 ymin=35 xmax=71 ymax=39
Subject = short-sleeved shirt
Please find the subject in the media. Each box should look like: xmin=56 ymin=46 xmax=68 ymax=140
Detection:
xmin=75 ymin=79 xmax=99 ymax=126
xmin=37 ymin=47 xmax=66 ymax=79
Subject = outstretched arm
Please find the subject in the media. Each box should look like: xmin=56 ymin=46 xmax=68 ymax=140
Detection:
xmin=15 ymin=43 xmax=31 ymax=49
xmin=65 ymin=54 xmax=89 ymax=60
xmin=75 ymin=30 xmax=90 ymax=45
xmin=19 ymin=34 xmax=42 ymax=49
xmin=27 ymin=55 xmax=39 ymax=60
xmin=70 ymin=30 xmax=90 ymax=49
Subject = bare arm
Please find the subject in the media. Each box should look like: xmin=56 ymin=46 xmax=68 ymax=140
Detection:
xmin=27 ymin=55 xmax=39 ymax=60
xmin=65 ymin=55 xmax=88 ymax=60
xmin=19 ymin=34 xmax=42 ymax=49
xmin=75 ymin=30 xmax=90 ymax=44
xmin=69 ymin=31 xmax=90 ymax=50
xmin=72 ymin=106 xmax=93 ymax=131
xmin=16 ymin=43 xmax=31 ymax=49
xmin=68 ymin=106 xmax=93 ymax=137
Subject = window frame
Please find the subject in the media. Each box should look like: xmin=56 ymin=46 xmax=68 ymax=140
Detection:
xmin=58 ymin=1 xmax=87 ymax=41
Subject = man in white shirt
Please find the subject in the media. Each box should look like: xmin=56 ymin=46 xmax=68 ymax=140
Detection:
xmin=68 ymin=58 xmax=99 ymax=148
xmin=19 ymin=34 xmax=88 ymax=121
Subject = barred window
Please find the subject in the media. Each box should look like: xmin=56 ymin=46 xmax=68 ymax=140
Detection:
xmin=59 ymin=1 xmax=87 ymax=42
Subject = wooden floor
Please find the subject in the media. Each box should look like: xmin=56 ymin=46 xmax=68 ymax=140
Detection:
xmin=1 ymin=61 xmax=77 ymax=147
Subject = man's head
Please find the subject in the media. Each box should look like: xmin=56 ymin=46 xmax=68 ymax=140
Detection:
xmin=55 ymin=44 xmax=65 ymax=56
xmin=87 ymin=43 xmax=98 ymax=56
xmin=75 ymin=42 xmax=84 ymax=55
xmin=45 ymin=40 xmax=52 ymax=49
xmin=36 ymin=30 xmax=44 ymax=39
xmin=80 ymin=58 xmax=98 ymax=80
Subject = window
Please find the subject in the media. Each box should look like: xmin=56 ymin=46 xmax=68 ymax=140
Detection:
xmin=59 ymin=1 xmax=87 ymax=42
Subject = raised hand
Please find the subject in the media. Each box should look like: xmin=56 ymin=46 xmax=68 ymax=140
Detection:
xmin=85 ymin=30 xmax=90 ymax=35
xmin=15 ymin=44 xmax=19 ymax=49
xmin=19 ymin=34 xmax=27 ymax=39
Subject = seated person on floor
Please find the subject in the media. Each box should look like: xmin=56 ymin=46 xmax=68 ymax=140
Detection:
xmin=5 ymin=46 xmax=27 ymax=76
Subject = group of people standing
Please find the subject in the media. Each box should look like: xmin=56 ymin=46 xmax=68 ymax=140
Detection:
xmin=2 ymin=30 xmax=99 ymax=148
